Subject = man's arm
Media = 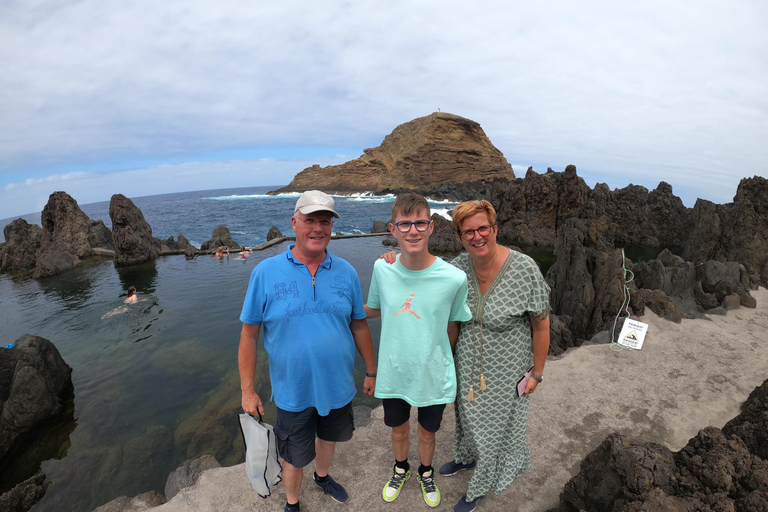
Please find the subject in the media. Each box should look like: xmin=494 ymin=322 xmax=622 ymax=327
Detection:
xmin=350 ymin=318 xmax=377 ymax=395
xmin=525 ymin=309 xmax=550 ymax=394
xmin=364 ymin=304 xmax=381 ymax=319
xmin=447 ymin=321 xmax=460 ymax=352
xmin=239 ymin=322 xmax=264 ymax=415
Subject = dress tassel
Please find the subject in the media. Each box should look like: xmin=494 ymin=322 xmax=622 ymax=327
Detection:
xmin=480 ymin=374 xmax=487 ymax=391
xmin=467 ymin=385 xmax=475 ymax=401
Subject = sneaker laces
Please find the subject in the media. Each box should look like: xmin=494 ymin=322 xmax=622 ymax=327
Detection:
xmin=419 ymin=471 xmax=437 ymax=493
xmin=388 ymin=468 xmax=407 ymax=489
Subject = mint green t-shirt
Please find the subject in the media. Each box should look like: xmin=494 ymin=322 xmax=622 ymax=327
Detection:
xmin=368 ymin=256 xmax=472 ymax=406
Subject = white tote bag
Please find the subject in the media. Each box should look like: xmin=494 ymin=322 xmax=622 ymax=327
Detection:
xmin=239 ymin=413 xmax=282 ymax=497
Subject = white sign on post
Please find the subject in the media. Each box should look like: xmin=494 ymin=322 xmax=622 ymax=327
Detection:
xmin=617 ymin=318 xmax=649 ymax=350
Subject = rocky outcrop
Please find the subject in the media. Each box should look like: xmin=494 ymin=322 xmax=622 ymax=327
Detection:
xmin=556 ymin=378 xmax=768 ymax=511
xmin=684 ymin=176 xmax=768 ymax=287
xmin=0 ymin=471 xmax=49 ymax=512
xmin=0 ymin=334 xmax=76 ymax=502
xmin=29 ymin=192 xmax=113 ymax=277
xmin=1 ymin=219 xmax=42 ymax=274
xmin=428 ymin=214 xmax=462 ymax=253
xmin=409 ymin=166 xmax=767 ymax=287
xmin=371 ymin=221 xmax=388 ymax=234
xmin=155 ymin=235 xmax=197 ymax=257
xmin=164 ymin=455 xmax=220 ymax=500
xmin=110 ymin=194 xmax=159 ymax=267
xmin=267 ymin=226 xmax=283 ymax=241
xmin=200 ymin=226 xmax=240 ymax=251
xmin=271 ymin=112 xmax=514 ymax=195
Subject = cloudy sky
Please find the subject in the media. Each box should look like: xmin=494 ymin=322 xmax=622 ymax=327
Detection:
xmin=1 ymin=0 xmax=766 ymax=220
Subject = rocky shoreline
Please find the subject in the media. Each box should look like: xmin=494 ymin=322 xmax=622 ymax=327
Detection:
xmin=80 ymin=289 xmax=768 ymax=512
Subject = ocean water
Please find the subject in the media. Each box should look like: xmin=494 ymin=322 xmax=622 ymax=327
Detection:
xmin=0 ymin=187 xmax=459 ymax=512
xmin=1 ymin=186 xmax=458 ymax=247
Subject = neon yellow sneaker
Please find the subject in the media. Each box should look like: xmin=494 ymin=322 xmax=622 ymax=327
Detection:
xmin=382 ymin=465 xmax=410 ymax=502
xmin=417 ymin=468 xmax=440 ymax=507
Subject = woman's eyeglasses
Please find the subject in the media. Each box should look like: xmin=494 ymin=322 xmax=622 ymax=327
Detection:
xmin=393 ymin=220 xmax=431 ymax=233
xmin=459 ymin=224 xmax=493 ymax=240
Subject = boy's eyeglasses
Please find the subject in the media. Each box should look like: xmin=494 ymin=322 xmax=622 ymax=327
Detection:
xmin=459 ymin=224 xmax=493 ymax=240
xmin=393 ymin=220 xmax=431 ymax=233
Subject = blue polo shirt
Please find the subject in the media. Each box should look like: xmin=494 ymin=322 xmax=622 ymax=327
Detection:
xmin=240 ymin=245 xmax=366 ymax=416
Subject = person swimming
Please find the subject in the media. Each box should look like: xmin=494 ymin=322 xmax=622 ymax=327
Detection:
xmin=101 ymin=286 xmax=141 ymax=319
xmin=125 ymin=286 xmax=138 ymax=303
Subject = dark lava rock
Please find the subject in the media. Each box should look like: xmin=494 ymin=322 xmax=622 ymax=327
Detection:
xmin=110 ymin=194 xmax=158 ymax=267
xmin=0 ymin=471 xmax=49 ymax=512
xmin=1 ymin=219 xmax=42 ymax=274
xmin=200 ymin=225 xmax=240 ymax=251
xmin=548 ymin=313 xmax=575 ymax=356
xmin=428 ymin=214 xmax=462 ymax=253
xmin=546 ymin=219 xmax=634 ymax=346
xmin=0 ymin=335 xmax=73 ymax=462
xmin=631 ymin=289 xmax=683 ymax=323
xmin=164 ymin=454 xmax=220 ymax=500
xmin=371 ymin=220 xmax=389 ymax=234
xmin=722 ymin=377 xmax=768 ymax=461
xmin=558 ymin=433 xmax=676 ymax=512
xmin=156 ymin=235 xmax=197 ymax=256
xmin=88 ymin=220 xmax=114 ymax=251
xmin=34 ymin=192 xmax=104 ymax=277
xmin=555 ymin=378 xmax=768 ymax=512
xmin=267 ymin=226 xmax=283 ymax=241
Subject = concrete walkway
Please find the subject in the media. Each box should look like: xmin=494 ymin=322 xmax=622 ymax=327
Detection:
xmin=152 ymin=288 xmax=768 ymax=512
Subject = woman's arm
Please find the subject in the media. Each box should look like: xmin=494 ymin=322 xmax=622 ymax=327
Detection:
xmin=525 ymin=309 xmax=550 ymax=394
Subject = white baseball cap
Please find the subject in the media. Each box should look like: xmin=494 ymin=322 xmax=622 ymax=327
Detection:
xmin=294 ymin=190 xmax=340 ymax=218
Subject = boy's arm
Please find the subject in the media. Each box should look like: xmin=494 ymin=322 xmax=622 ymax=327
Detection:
xmin=350 ymin=318 xmax=377 ymax=395
xmin=448 ymin=321 xmax=460 ymax=352
xmin=364 ymin=304 xmax=381 ymax=318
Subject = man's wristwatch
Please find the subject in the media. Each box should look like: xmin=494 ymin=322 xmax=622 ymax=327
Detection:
xmin=531 ymin=372 xmax=543 ymax=383
xmin=365 ymin=371 xmax=377 ymax=378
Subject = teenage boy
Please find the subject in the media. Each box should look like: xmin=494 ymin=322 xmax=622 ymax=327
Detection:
xmin=365 ymin=193 xmax=472 ymax=507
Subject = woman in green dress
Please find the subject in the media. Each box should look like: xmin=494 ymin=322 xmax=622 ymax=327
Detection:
xmin=441 ymin=200 xmax=550 ymax=512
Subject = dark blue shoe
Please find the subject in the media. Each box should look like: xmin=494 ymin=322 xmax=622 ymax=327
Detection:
xmin=284 ymin=502 xmax=300 ymax=512
xmin=314 ymin=473 xmax=349 ymax=503
xmin=439 ymin=459 xmax=477 ymax=476
xmin=454 ymin=494 xmax=484 ymax=512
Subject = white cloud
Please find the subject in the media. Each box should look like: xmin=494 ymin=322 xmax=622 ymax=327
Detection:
xmin=0 ymin=0 xmax=766 ymax=217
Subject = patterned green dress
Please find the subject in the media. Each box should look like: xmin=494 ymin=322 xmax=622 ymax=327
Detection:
xmin=451 ymin=249 xmax=550 ymax=500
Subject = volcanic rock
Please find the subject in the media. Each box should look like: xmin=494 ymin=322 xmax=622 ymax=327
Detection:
xmin=428 ymin=214 xmax=462 ymax=253
xmin=271 ymin=112 xmax=514 ymax=194
xmin=546 ymin=218 xmax=634 ymax=345
xmin=0 ymin=471 xmax=49 ymax=512
xmin=0 ymin=335 xmax=73 ymax=463
xmin=200 ymin=226 xmax=240 ymax=251
xmin=155 ymin=235 xmax=197 ymax=256
xmin=371 ymin=221 xmax=389 ymax=234
xmin=722 ymin=377 xmax=768 ymax=461
xmin=164 ymin=455 xmax=221 ymax=500
xmin=683 ymin=176 xmax=768 ymax=287
xmin=1 ymin=219 xmax=42 ymax=274
xmin=33 ymin=192 xmax=103 ymax=277
xmin=110 ymin=194 xmax=159 ymax=267
xmin=267 ymin=226 xmax=283 ymax=241
xmin=555 ymin=378 xmax=768 ymax=512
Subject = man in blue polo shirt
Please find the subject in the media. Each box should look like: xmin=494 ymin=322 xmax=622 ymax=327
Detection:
xmin=239 ymin=190 xmax=377 ymax=512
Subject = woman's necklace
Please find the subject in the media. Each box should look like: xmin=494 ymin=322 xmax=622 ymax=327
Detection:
xmin=475 ymin=247 xmax=498 ymax=283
